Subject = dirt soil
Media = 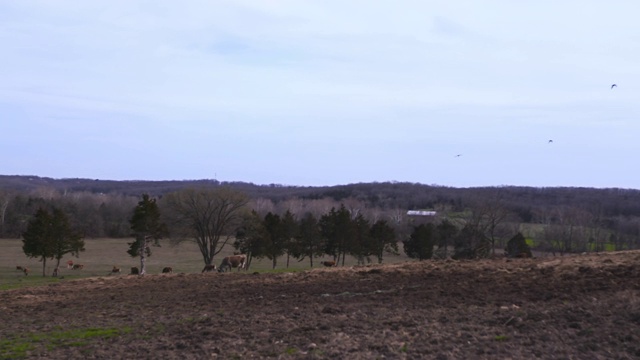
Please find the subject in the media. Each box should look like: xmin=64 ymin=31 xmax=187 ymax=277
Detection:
xmin=1 ymin=251 xmax=640 ymax=359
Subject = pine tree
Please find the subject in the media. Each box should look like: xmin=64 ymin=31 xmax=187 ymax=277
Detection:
xmin=127 ymin=194 xmax=168 ymax=275
xmin=22 ymin=207 xmax=85 ymax=276
xmin=370 ymin=220 xmax=397 ymax=264
xmin=403 ymin=223 xmax=436 ymax=260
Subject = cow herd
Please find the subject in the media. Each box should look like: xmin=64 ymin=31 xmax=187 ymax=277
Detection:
xmin=15 ymin=254 xmax=339 ymax=277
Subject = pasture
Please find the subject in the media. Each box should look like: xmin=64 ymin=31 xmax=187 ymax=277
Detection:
xmin=0 ymin=238 xmax=409 ymax=289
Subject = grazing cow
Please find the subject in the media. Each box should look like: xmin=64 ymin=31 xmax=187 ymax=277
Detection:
xmin=22 ymin=267 xmax=29 ymax=276
xmin=162 ymin=267 xmax=173 ymax=274
xmin=321 ymin=261 xmax=336 ymax=267
xmin=218 ymin=255 xmax=247 ymax=273
xmin=72 ymin=264 xmax=84 ymax=270
xmin=201 ymin=264 xmax=217 ymax=273
xmin=111 ymin=266 xmax=121 ymax=274
xmin=66 ymin=260 xmax=74 ymax=269
xmin=130 ymin=267 xmax=139 ymax=275
xmin=16 ymin=266 xmax=23 ymax=271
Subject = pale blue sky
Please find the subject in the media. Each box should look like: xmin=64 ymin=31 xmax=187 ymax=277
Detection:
xmin=1 ymin=1 xmax=639 ymax=188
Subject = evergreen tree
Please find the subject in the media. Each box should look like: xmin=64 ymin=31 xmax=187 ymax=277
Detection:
xmin=319 ymin=205 xmax=354 ymax=265
xmin=281 ymin=210 xmax=298 ymax=268
xmin=293 ymin=212 xmax=324 ymax=267
xmin=435 ymin=219 xmax=458 ymax=258
xmin=452 ymin=224 xmax=490 ymax=260
xmin=22 ymin=207 xmax=85 ymax=276
xmin=403 ymin=223 xmax=436 ymax=260
xmin=370 ymin=220 xmax=397 ymax=264
xmin=350 ymin=213 xmax=372 ymax=265
xmin=262 ymin=212 xmax=288 ymax=269
xmin=128 ymin=194 xmax=168 ymax=275
xmin=234 ymin=210 xmax=267 ymax=270
xmin=50 ymin=208 xmax=85 ymax=273
xmin=505 ymin=232 xmax=532 ymax=258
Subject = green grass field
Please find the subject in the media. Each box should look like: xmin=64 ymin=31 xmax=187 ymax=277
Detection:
xmin=0 ymin=238 xmax=411 ymax=290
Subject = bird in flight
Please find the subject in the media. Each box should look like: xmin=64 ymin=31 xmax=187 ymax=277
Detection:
xmin=548 ymin=140 xmax=553 ymax=143
xmin=455 ymin=154 xmax=462 ymax=157
xmin=611 ymin=84 xmax=617 ymax=89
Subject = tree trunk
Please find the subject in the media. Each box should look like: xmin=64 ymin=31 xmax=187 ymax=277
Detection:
xmin=139 ymin=238 xmax=148 ymax=275
xmin=41 ymin=257 xmax=47 ymax=277
xmin=53 ymin=258 xmax=62 ymax=277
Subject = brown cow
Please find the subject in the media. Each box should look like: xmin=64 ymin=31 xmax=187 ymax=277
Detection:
xmin=130 ymin=267 xmax=139 ymax=275
xmin=321 ymin=261 xmax=336 ymax=267
xmin=162 ymin=267 xmax=173 ymax=274
xmin=111 ymin=266 xmax=121 ymax=274
xmin=67 ymin=260 xmax=74 ymax=269
xmin=218 ymin=255 xmax=247 ymax=273
xmin=201 ymin=264 xmax=217 ymax=273
xmin=22 ymin=267 xmax=29 ymax=276
xmin=72 ymin=264 xmax=84 ymax=270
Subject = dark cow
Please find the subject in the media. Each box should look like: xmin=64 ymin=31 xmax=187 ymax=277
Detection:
xmin=321 ymin=261 xmax=336 ymax=267
xmin=201 ymin=264 xmax=217 ymax=273
xmin=111 ymin=266 xmax=121 ymax=274
xmin=72 ymin=264 xmax=84 ymax=270
xmin=16 ymin=266 xmax=23 ymax=271
xmin=162 ymin=267 xmax=173 ymax=274
xmin=218 ymin=255 xmax=247 ymax=273
xmin=130 ymin=267 xmax=140 ymax=275
xmin=22 ymin=267 xmax=29 ymax=276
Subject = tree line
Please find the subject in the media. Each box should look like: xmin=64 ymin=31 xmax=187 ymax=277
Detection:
xmin=233 ymin=205 xmax=399 ymax=269
xmin=6 ymin=178 xmax=640 ymax=275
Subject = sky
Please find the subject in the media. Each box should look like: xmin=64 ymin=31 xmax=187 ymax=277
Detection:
xmin=1 ymin=1 xmax=639 ymax=189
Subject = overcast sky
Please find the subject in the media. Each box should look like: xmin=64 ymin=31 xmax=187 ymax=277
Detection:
xmin=1 ymin=1 xmax=639 ymax=188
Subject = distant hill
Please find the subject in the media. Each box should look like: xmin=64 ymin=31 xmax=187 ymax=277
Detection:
xmin=1 ymin=175 xmax=639 ymax=218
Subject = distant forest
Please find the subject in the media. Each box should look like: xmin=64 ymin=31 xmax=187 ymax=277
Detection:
xmin=1 ymin=175 xmax=639 ymax=256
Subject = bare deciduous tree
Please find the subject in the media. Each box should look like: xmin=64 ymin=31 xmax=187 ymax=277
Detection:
xmin=164 ymin=187 xmax=249 ymax=266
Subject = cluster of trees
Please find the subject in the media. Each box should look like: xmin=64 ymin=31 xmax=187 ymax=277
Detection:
xmin=8 ymin=177 xmax=640 ymax=276
xmin=21 ymin=194 xmax=170 ymax=277
xmin=19 ymin=186 xmax=544 ymax=278
xmin=233 ymin=205 xmax=399 ymax=269
xmin=4 ymin=176 xmax=640 ymax=219
xmin=22 ymin=207 xmax=85 ymax=276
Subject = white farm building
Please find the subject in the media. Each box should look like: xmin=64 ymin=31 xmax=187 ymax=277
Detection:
xmin=406 ymin=210 xmax=437 ymax=216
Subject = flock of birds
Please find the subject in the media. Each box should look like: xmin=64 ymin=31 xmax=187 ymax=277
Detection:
xmin=453 ymin=84 xmax=618 ymax=158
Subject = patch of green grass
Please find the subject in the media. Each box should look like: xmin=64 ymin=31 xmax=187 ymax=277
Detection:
xmin=494 ymin=335 xmax=508 ymax=341
xmin=525 ymin=238 xmax=536 ymax=247
xmin=0 ymin=275 xmax=62 ymax=291
xmin=1 ymin=237 xmax=412 ymax=291
xmin=400 ymin=343 xmax=408 ymax=352
xmin=0 ymin=338 xmax=34 ymax=360
xmin=0 ymin=327 xmax=132 ymax=359
xmin=284 ymin=347 xmax=297 ymax=355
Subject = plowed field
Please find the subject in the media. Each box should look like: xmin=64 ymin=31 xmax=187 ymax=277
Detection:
xmin=2 ymin=251 xmax=640 ymax=359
